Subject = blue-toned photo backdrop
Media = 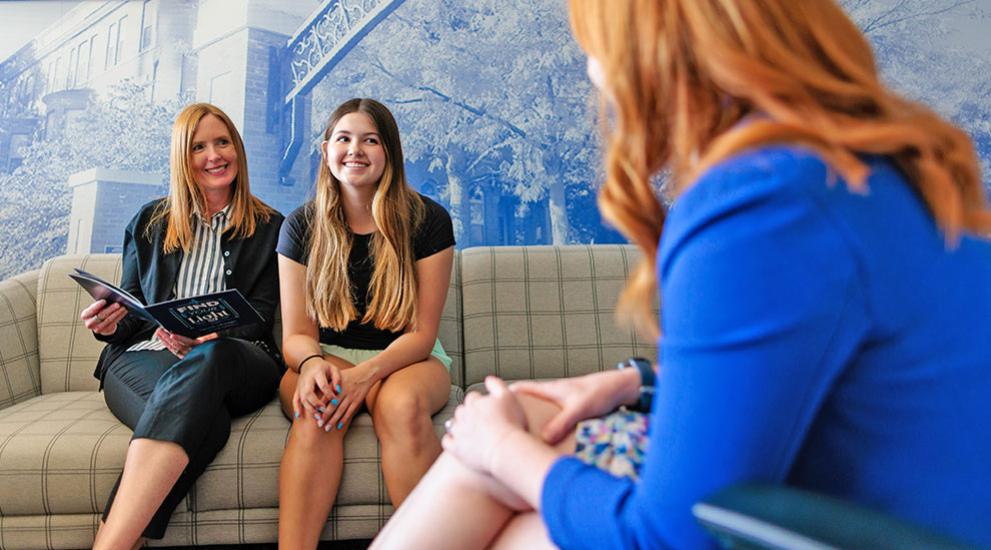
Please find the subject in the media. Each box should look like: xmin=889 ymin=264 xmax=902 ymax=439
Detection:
xmin=0 ymin=0 xmax=988 ymax=279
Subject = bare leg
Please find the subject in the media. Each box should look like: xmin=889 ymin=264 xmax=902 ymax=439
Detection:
xmin=92 ymin=439 xmax=188 ymax=550
xmin=277 ymin=361 xmax=352 ymax=550
xmin=366 ymin=358 xmax=451 ymax=506
xmin=371 ymin=394 xmax=574 ymax=550
xmin=490 ymin=512 xmax=558 ymax=550
xmin=94 ymin=520 xmax=144 ymax=550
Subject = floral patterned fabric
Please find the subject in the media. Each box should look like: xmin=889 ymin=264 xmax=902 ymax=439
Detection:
xmin=574 ymin=409 xmax=649 ymax=480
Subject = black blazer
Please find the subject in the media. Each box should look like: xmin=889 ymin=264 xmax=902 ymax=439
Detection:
xmin=94 ymin=199 xmax=284 ymax=379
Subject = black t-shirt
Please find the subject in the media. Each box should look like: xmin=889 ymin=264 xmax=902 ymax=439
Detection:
xmin=277 ymin=194 xmax=455 ymax=349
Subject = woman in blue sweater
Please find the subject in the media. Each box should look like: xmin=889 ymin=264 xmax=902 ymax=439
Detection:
xmin=372 ymin=0 xmax=991 ymax=548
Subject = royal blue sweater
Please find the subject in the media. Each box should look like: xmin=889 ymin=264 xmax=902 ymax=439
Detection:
xmin=541 ymin=146 xmax=991 ymax=549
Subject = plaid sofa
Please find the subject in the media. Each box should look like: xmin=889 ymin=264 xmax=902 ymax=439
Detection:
xmin=0 ymin=245 xmax=655 ymax=549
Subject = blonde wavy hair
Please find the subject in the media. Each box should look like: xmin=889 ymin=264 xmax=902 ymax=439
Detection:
xmin=307 ymin=98 xmax=425 ymax=332
xmin=148 ymin=102 xmax=275 ymax=252
xmin=569 ymin=0 xmax=991 ymax=337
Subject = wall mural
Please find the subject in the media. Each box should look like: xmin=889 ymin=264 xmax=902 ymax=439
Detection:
xmin=0 ymin=0 xmax=988 ymax=280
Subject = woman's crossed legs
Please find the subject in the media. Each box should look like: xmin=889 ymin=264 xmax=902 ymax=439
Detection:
xmin=372 ymin=392 xmax=576 ymax=550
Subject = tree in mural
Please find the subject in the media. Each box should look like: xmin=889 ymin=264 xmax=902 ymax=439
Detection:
xmin=842 ymin=0 xmax=991 ymax=187
xmin=307 ymin=0 xmax=990 ymax=247
xmin=311 ymin=0 xmax=609 ymax=246
xmin=0 ymin=81 xmax=178 ymax=278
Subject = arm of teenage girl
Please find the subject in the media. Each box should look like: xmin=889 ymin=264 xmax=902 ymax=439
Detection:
xmin=279 ymin=254 xmax=342 ymax=420
xmin=319 ymin=245 xmax=454 ymax=428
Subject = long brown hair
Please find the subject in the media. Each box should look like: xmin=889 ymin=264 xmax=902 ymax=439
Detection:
xmin=569 ymin=0 xmax=991 ymax=337
xmin=307 ymin=98 xmax=424 ymax=332
xmin=148 ymin=102 xmax=275 ymax=252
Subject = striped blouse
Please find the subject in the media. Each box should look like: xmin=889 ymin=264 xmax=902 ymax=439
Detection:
xmin=127 ymin=204 xmax=231 ymax=352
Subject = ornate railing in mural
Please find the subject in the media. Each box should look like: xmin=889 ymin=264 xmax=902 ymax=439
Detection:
xmin=280 ymin=0 xmax=405 ymax=183
xmin=286 ymin=0 xmax=404 ymax=101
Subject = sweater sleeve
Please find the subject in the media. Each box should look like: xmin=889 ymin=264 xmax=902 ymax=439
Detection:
xmin=540 ymin=148 xmax=871 ymax=550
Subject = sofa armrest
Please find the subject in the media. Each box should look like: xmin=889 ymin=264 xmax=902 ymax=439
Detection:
xmin=693 ymin=484 xmax=978 ymax=550
xmin=0 ymin=269 xmax=41 ymax=410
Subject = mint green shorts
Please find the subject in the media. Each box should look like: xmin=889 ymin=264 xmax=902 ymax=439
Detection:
xmin=318 ymin=338 xmax=452 ymax=373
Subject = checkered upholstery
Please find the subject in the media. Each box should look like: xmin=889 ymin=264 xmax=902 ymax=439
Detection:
xmin=461 ymin=245 xmax=657 ymax=387
xmin=37 ymin=255 xmax=120 ymax=394
xmin=0 ymin=245 xmax=650 ymax=548
xmin=0 ymin=392 xmax=130 ymax=516
xmin=0 ymin=270 xmax=41 ymax=410
xmin=438 ymin=255 xmax=464 ymax=387
xmin=33 ymin=254 xmax=464 ymax=393
xmin=0 ymin=505 xmax=396 ymax=549
xmin=0 ymin=386 xmax=462 ymax=549
xmin=191 ymin=385 xmax=462 ymax=513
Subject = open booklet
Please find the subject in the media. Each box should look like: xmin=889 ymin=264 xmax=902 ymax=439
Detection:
xmin=68 ymin=268 xmax=265 ymax=338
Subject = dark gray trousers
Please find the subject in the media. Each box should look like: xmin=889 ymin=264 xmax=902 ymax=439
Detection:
xmin=101 ymin=338 xmax=279 ymax=539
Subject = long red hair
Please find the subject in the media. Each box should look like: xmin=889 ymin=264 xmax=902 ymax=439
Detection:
xmin=569 ymin=0 xmax=991 ymax=337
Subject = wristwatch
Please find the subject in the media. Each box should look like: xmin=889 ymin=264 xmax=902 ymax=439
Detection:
xmin=616 ymin=356 xmax=656 ymax=413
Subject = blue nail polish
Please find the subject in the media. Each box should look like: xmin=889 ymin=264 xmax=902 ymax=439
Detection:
xmin=337 ymin=421 xmax=343 ymax=430
xmin=294 ymin=411 xmax=299 ymax=419
xmin=331 ymin=398 xmax=338 ymax=406
xmin=335 ymin=384 xmax=341 ymax=393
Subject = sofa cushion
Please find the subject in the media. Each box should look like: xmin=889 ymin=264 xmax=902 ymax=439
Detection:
xmin=192 ymin=385 xmax=462 ymax=512
xmin=0 ymin=392 xmax=131 ymax=516
xmin=461 ymin=245 xmax=657 ymax=387
xmin=0 ymin=386 xmax=463 ymax=516
xmin=0 ymin=270 xmax=42 ymax=409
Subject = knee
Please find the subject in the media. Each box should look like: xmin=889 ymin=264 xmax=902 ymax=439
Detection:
xmin=373 ymin=390 xmax=435 ymax=445
xmin=285 ymin=415 xmax=342 ymax=452
xmin=174 ymin=338 xmax=243 ymax=384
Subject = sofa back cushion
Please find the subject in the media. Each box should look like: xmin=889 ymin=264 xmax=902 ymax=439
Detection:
xmin=460 ymin=245 xmax=657 ymax=387
xmin=0 ymin=269 xmax=43 ymax=407
xmin=38 ymin=255 xmax=120 ymax=393
xmin=438 ymin=254 xmax=464 ymax=387
xmin=35 ymin=253 xmax=464 ymax=393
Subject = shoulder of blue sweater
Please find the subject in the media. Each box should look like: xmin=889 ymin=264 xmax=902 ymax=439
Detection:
xmin=694 ymin=145 xmax=828 ymax=193
xmin=669 ymin=145 xmax=831 ymax=222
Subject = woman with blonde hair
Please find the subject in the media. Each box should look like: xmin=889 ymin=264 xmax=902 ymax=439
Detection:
xmin=80 ymin=103 xmax=283 ymax=549
xmin=372 ymin=0 xmax=991 ymax=548
xmin=276 ymin=98 xmax=455 ymax=548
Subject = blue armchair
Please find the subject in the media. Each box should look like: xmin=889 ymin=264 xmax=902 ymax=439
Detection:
xmin=693 ymin=484 xmax=980 ymax=550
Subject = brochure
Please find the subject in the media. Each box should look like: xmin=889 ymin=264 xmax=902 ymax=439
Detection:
xmin=68 ymin=268 xmax=264 ymax=338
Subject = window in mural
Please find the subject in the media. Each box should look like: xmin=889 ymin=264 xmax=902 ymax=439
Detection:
xmin=104 ymin=21 xmax=117 ymax=69
xmin=140 ymin=0 xmax=156 ymax=52
xmin=66 ymin=44 xmax=77 ymax=88
xmin=115 ymin=15 xmax=127 ymax=65
xmin=80 ymin=36 xmax=95 ymax=83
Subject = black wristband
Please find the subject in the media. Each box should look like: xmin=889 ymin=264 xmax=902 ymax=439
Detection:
xmin=295 ymin=353 xmax=324 ymax=373
xmin=616 ymin=356 xmax=655 ymax=413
